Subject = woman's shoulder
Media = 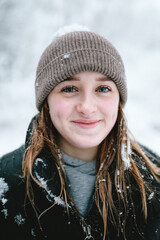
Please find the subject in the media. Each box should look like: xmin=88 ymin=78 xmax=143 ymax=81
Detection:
xmin=0 ymin=146 xmax=27 ymax=223
xmin=132 ymin=144 xmax=160 ymax=172
xmin=140 ymin=144 xmax=160 ymax=163
xmin=129 ymin=144 xmax=160 ymax=208
xmin=126 ymin=145 xmax=160 ymax=239
xmin=0 ymin=145 xmax=25 ymax=180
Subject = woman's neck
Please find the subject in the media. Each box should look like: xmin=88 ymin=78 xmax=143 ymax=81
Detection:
xmin=59 ymin=139 xmax=98 ymax=162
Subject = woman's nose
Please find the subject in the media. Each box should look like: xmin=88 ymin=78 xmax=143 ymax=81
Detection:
xmin=76 ymin=93 xmax=97 ymax=116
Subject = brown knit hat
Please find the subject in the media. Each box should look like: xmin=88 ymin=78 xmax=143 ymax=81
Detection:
xmin=35 ymin=30 xmax=127 ymax=111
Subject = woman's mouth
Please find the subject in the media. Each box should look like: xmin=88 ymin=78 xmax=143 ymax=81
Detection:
xmin=72 ymin=119 xmax=101 ymax=129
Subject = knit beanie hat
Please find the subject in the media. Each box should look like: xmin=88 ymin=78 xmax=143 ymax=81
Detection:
xmin=35 ymin=28 xmax=127 ymax=111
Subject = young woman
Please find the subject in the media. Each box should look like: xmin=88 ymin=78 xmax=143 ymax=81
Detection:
xmin=0 ymin=27 xmax=160 ymax=240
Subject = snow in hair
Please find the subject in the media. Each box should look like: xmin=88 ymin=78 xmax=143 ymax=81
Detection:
xmin=52 ymin=24 xmax=90 ymax=40
xmin=121 ymin=136 xmax=131 ymax=170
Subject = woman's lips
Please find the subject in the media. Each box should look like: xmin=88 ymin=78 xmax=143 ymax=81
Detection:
xmin=72 ymin=119 xmax=101 ymax=129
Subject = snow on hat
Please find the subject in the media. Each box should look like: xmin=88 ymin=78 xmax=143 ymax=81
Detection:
xmin=35 ymin=24 xmax=127 ymax=111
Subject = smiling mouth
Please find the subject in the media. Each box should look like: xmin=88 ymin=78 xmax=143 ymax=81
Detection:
xmin=72 ymin=120 xmax=101 ymax=129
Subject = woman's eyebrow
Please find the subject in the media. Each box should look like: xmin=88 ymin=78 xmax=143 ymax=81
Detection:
xmin=65 ymin=77 xmax=80 ymax=81
xmin=96 ymin=77 xmax=111 ymax=81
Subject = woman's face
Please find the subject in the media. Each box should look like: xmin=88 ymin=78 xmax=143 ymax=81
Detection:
xmin=48 ymin=71 xmax=119 ymax=156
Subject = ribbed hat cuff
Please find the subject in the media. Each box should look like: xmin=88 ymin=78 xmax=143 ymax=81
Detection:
xmin=36 ymin=48 xmax=126 ymax=110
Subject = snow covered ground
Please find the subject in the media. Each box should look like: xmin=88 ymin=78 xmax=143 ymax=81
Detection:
xmin=0 ymin=0 xmax=160 ymax=157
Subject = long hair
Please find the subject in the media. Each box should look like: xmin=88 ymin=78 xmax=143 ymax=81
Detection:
xmin=23 ymin=101 xmax=160 ymax=239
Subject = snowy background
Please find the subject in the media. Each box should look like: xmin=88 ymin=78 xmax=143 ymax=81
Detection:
xmin=0 ymin=0 xmax=160 ymax=157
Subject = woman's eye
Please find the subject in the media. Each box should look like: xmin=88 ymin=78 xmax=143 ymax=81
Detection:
xmin=61 ymin=86 xmax=77 ymax=93
xmin=96 ymin=86 xmax=111 ymax=93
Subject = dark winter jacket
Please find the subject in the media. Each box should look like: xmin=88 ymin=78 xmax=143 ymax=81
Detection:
xmin=0 ymin=121 xmax=160 ymax=240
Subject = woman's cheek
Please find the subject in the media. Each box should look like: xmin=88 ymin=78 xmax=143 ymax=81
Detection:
xmin=53 ymin=98 xmax=73 ymax=118
xmin=102 ymin=98 xmax=119 ymax=120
